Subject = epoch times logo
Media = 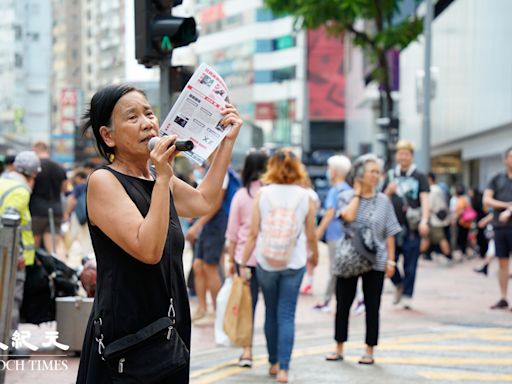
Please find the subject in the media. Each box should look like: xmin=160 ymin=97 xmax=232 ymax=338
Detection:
xmin=1 ymin=330 xmax=70 ymax=372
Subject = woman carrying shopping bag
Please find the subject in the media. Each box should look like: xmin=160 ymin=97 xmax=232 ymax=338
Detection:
xmin=225 ymin=150 xmax=268 ymax=367
xmin=240 ymin=148 xmax=319 ymax=383
xmin=327 ymin=154 xmax=401 ymax=365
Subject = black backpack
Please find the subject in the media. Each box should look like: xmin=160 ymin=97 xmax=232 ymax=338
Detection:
xmin=21 ymin=250 xmax=79 ymax=324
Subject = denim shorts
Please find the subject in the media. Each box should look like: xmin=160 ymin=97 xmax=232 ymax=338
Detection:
xmin=195 ymin=213 xmax=227 ymax=265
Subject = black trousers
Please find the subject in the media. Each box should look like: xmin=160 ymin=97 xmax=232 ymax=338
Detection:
xmin=335 ymin=270 xmax=385 ymax=347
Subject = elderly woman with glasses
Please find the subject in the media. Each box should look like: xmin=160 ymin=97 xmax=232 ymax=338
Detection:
xmin=326 ymin=154 xmax=401 ymax=365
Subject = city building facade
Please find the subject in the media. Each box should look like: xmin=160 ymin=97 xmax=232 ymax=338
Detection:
xmin=191 ymin=0 xmax=345 ymax=165
xmin=0 ymin=0 xmax=52 ymax=150
xmin=400 ymin=0 xmax=512 ymax=189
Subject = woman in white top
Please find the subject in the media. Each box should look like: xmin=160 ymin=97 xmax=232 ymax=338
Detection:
xmin=240 ymin=148 xmax=319 ymax=383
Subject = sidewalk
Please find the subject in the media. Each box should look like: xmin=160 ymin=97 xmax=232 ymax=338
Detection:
xmin=4 ymin=245 xmax=512 ymax=383
xmin=190 ymin=252 xmax=512 ymax=383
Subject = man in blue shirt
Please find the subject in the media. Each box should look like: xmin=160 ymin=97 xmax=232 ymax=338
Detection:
xmin=315 ymin=155 xmax=352 ymax=311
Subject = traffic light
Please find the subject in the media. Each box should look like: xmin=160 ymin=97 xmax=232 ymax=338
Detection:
xmin=135 ymin=0 xmax=198 ymax=68
xmin=169 ymin=65 xmax=194 ymax=105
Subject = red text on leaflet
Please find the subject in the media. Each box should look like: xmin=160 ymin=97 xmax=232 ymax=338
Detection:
xmin=190 ymin=137 xmax=207 ymax=150
xmin=204 ymin=96 xmax=220 ymax=108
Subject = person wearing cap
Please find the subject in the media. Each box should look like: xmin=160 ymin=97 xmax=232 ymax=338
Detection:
xmin=382 ymin=140 xmax=430 ymax=309
xmin=0 ymin=151 xmax=41 ymax=341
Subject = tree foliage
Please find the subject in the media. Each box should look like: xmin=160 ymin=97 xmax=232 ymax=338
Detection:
xmin=264 ymin=0 xmax=423 ymax=116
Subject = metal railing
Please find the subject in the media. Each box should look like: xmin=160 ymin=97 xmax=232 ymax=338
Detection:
xmin=0 ymin=209 xmax=21 ymax=384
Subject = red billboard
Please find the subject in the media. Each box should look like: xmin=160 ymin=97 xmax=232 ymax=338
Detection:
xmin=307 ymin=27 xmax=345 ymax=121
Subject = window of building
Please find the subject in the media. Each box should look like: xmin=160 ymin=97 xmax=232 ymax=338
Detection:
xmin=256 ymin=8 xmax=274 ymax=21
xmin=273 ymin=66 xmax=296 ymax=82
xmin=224 ymin=14 xmax=242 ymax=28
xmin=14 ymin=25 xmax=22 ymax=40
xmin=255 ymin=66 xmax=296 ymax=83
xmin=15 ymin=53 xmax=23 ymax=68
xmin=255 ymin=40 xmax=273 ymax=53
xmin=254 ymin=70 xmax=273 ymax=83
xmin=275 ymin=35 xmax=295 ymax=50
xmin=256 ymin=35 xmax=295 ymax=53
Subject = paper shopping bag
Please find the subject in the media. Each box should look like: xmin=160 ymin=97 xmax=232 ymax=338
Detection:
xmin=223 ymin=275 xmax=253 ymax=347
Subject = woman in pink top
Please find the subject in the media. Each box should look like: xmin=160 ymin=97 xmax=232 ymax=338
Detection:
xmin=226 ymin=150 xmax=268 ymax=368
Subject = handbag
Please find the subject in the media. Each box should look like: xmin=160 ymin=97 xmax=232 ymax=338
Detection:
xmin=94 ymin=229 xmax=189 ymax=381
xmin=435 ymin=209 xmax=448 ymax=221
xmin=459 ymin=206 xmax=477 ymax=226
xmin=95 ymin=296 xmax=189 ymax=383
xmin=332 ymin=197 xmax=377 ymax=278
xmin=405 ymin=207 xmax=421 ymax=231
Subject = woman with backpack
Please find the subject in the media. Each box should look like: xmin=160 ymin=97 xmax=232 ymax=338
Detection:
xmin=326 ymin=154 xmax=401 ymax=365
xmin=225 ymin=150 xmax=269 ymax=368
xmin=240 ymin=148 xmax=319 ymax=383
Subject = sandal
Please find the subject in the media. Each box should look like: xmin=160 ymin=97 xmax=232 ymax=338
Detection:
xmin=276 ymin=370 xmax=288 ymax=383
xmin=238 ymin=355 xmax=252 ymax=368
xmin=269 ymin=364 xmax=279 ymax=377
xmin=358 ymin=354 xmax=375 ymax=365
xmin=325 ymin=352 xmax=344 ymax=361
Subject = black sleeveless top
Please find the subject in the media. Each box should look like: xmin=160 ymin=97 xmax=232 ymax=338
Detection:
xmin=77 ymin=167 xmax=190 ymax=384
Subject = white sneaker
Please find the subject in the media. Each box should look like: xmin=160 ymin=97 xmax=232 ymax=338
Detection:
xmin=401 ymin=296 xmax=412 ymax=310
xmin=320 ymin=305 xmax=333 ymax=313
xmin=353 ymin=300 xmax=365 ymax=316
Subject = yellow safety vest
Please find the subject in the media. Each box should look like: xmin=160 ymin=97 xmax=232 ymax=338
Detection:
xmin=0 ymin=178 xmax=35 ymax=266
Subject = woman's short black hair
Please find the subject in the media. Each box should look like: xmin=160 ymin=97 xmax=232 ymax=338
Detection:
xmin=455 ymin=184 xmax=466 ymax=196
xmin=81 ymin=84 xmax=146 ymax=162
xmin=241 ymin=150 xmax=268 ymax=196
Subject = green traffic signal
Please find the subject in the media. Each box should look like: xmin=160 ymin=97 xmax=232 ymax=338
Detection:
xmin=161 ymin=36 xmax=172 ymax=51
xmin=135 ymin=0 xmax=198 ymax=67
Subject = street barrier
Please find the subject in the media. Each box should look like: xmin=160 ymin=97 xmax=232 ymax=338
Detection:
xmin=0 ymin=209 xmax=21 ymax=384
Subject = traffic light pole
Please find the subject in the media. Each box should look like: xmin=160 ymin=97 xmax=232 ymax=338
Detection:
xmin=420 ymin=0 xmax=433 ymax=171
xmin=160 ymin=57 xmax=172 ymax=120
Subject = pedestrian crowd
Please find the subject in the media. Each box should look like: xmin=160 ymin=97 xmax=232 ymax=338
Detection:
xmin=182 ymin=140 xmax=512 ymax=383
xmin=1 ymin=82 xmax=511 ymax=384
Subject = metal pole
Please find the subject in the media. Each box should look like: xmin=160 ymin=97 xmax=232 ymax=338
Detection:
xmin=160 ymin=57 xmax=172 ymax=121
xmin=48 ymin=207 xmax=56 ymax=254
xmin=302 ymin=30 xmax=310 ymax=154
xmin=421 ymin=0 xmax=433 ymax=171
xmin=0 ymin=210 xmax=21 ymax=384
